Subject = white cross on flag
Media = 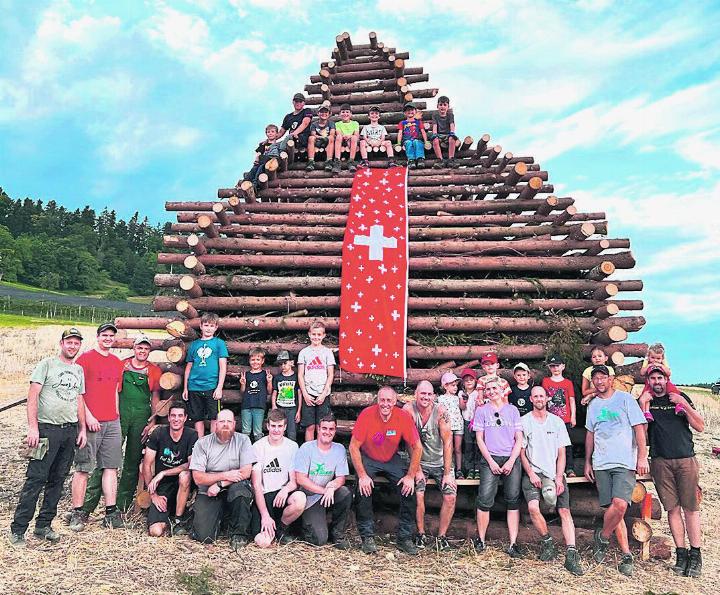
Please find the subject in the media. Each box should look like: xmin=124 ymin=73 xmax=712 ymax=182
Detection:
xmin=339 ymin=166 xmax=408 ymax=378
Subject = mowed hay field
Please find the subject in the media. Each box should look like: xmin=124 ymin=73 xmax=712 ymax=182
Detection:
xmin=1 ymin=326 xmax=719 ymax=594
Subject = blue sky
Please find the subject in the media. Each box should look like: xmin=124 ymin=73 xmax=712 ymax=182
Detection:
xmin=1 ymin=0 xmax=718 ymax=382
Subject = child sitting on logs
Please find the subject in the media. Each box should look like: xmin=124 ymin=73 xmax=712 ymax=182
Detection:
xmin=431 ymin=95 xmax=459 ymax=169
xmin=358 ymin=106 xmax=396 ymax=168
xmin=580 ymin=347 xmax=615 ymax=405
xmin=397 ymin=102 xmax=427 ymax=169
xmin=331 ymin=103 xmax=360 ymax=174
xmin=438 ymin=372 xmax=465 ymax=479
xmin=305 ymin=105 xmax=336 ymax=172
xmin=638 ymin=343 xmax=682 ymax=421
xmin=476 ymin=352 xmax=511 ymax=403
xmin=240 ymin=347 xmax=273 ymax=443
xmin=244 ymin=124 xmax=281 ymax=189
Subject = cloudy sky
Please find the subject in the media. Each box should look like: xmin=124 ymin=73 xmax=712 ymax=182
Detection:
xmin=1 ymin=0 xmax=718 ymax=382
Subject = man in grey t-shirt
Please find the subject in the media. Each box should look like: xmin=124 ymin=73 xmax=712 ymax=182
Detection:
xmin=584 ymin=365 xmax=648 ymax=576
xmin=294 ymin=414 xmax=351 ymax=548
xmin=189 ymin=409 xmax=256 ymax=550
xmin=10 ymin=328 xmax=87 ymax=547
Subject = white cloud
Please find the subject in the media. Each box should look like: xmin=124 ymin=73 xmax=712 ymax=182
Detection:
xmin=144 ymin=6 xmax=210 ymax=60
xmin=675 ymin=129 xmax=720 ymax=174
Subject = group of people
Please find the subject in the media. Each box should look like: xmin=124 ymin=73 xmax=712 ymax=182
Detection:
xmin=243 ymin=92 xmax=460 ymax=188
xmin=10 ymin=323 xmax=704 ymax=579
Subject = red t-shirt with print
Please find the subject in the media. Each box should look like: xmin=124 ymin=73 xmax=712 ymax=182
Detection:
xmin=77 ymin=349 xmax=123 ymax=422
xmin=541 ymin=377 xmax=575 ymax=423
xmin=352 ymin=404 xmax=419 ymax=463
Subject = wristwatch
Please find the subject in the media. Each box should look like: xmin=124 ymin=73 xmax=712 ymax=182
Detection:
xmin=216 ymin=480 xmax=223 ymax=489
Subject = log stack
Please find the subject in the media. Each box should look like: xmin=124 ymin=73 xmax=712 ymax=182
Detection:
xmin=115 ymin=31 xmax=646 ymax=418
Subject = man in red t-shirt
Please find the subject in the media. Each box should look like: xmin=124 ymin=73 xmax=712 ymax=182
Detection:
xmin=349 ymin=386 xmax=423 ymax=555
xmin=541 ymin=355 xmax=577 ymax=476
xmin=69 ymin=323 xmax=125 ymax=531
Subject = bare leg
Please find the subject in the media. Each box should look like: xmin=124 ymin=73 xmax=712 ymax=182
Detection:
xmin=476 ymin=509 xmax=490 ymax=541
xmin=209 ymin=420 xmax=217 ymax=434
xmin=102 ymin=468 xmax=118 ymax=507
xmin=684 ymin=509 xmax=702 ymax=548
xmin=384 ymin=140 xmax=394 ymax=157
xmin=307 ymin=136 xmax=316 ymax=160
xmin=558 ymin=508 xmax=576 ymax=547
xmin=305 ymin=424 xmax=315 ymax=441
xmin=438 ymin=493 xmax=456 ymax=537
xmin=453 ymin=435 xmax=462 ymax=473
xmin=667 ymin=506 xmax=686 ymax=548
xmin=527 ymin=500 xmax=548 ymax=536
xmin=415 ymin=490 xmax=426 ymax=534
xmin=326 ymin=134 xmax=335 ymax=160
xmin=176 ymin=471 xmax=191 ymax=517
xmin=448 ymin=138 xmax=457 ymax=158
xmin=194 ymin=420 xmax=205 ymax=438
xmin=281 ymin=492 xmax=306 ymax=525
xmin=349 ymin=136 xmax=358 ymax=160
xmin=601 ymin=498 xmax=627 ymax=540
xmin=614 ymin=516 xmax=630 ymax=554
xmin=71 ymin=471 xmax=89 ymax=507
xmin=359 ymin=139 xmax=369 ymax=160
xmin=432 ymin=138 xmax=442 ymax=159
xmin=507 ymin=509 xmax=520 ymax=545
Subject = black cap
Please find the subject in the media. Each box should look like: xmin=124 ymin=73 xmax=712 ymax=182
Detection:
xmin=403 ymin=102 xmax=416 ymax=110
xmin=317 ymin=105 xmax=330 ymax=113
xmin=591 ymin=365 xmax=611 ymax=377
xmin=547 ymin=355 xmax=564 ymax=365
xmin=97 ymin=322 xmax=117 ymax=335
xmin=292 ymin=93 xmax=305 ymax=102
xmin=276 ymin=350 xmax=293 ymax=363
xmin=339 ymin=103 xmax=352 ymax=112
xmin=61 ymin=327 xmax=83 ymax=340
xmin=368 ymin=105 xmax=381 ymax=113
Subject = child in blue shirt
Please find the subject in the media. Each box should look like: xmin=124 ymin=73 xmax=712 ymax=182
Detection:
xmin=397 ymin=102 xmax=428 ymax=169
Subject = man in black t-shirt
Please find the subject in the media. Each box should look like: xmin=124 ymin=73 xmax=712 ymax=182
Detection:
xmin=640 ymin=365 xmax=705 ymax=578
xmin=278 ymin=93 xmax=313 ymax=150
xmin=142 ymin=401 xmax=198 ymax=536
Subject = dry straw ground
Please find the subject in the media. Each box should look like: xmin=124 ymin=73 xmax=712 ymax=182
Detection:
xmin=0 ymin=326 xmax=718 ymax=594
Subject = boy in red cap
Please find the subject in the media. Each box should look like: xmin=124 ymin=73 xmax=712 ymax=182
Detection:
xmin=476 ymin=352 xmax=511 ymax=403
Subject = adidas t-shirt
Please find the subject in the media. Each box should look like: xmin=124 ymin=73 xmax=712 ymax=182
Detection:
xmin=252 ymin=436 xmax=298 ymax=494
xmin=298 ymin=346 xmax=335 ymax=397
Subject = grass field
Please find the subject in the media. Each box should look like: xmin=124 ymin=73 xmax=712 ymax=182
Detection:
xmin=0 ymin=314 xmax=81 ymax=328
xmin=0 ymin=326 xmax=718 ymax=594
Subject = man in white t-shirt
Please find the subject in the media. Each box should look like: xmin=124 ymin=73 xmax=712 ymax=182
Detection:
xmin=520 ymin=386 xmax=583 ymax=575
xmin=251 ymin=409 xmax=306 ymax=547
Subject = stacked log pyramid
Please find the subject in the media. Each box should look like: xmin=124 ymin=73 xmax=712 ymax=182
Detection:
xmin=115 ymin=32 xmax=646 ymax=418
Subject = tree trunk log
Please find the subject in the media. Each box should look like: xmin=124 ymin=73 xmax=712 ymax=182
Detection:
xmin=179 ymin=275 xmax=203 ymax=298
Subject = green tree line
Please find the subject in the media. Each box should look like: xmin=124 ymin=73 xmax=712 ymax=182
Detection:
xmin=0 ymin=188 xmax=166 ymax=296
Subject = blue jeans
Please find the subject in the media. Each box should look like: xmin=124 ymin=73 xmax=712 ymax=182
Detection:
xmin=403 ymin=139 xmax=425 ymax=160
xmin=241 ymin=408 xmax=265 ymax=442
xmin=278 ymin=406 xmax=298 ymax=441
xmin=476 ymin=455 xmax=522 ymax=511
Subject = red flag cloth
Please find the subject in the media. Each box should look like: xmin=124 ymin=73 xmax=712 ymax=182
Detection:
xmin=339 ymin=166 xmax=409 ymax=378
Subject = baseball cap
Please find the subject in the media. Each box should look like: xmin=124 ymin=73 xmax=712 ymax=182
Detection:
xmin=547 ymin=355 xmax=564 ymax=366
xmin=513 ymin=362 xmax=530 ymax=373
xmin=133 ymin=334 xmax=151 ymax=347
xmin=276 ymin=350 xmax=293 ymax=363
xmin=541 ymin=476 xmax=557 ymax=507
xmin=481 ymin=352 xmax=498 ymax=365
xmin=440 ymin=371 xmax=459 ymax=385
xmin=368 ymin=105 xmax=381 ymax=113
xmin=317 ymin=105 xmax=330 ymax=113
xmin=645 ymin=364 xmax=667 ymax=377
xmin=403 ymin=102 xmax=416 ymax=110
xmin=591 ymin=365 xmax=611 ymax=377
xmin=292 ymin=93 xmax=305 ymax=102
xmin=61 ymin=327 xmax=83 ymax=340
xmin=97 ymin=322 xmax=117 ymax=335
xmin=461 ymin=368 xmax=477 ymax=379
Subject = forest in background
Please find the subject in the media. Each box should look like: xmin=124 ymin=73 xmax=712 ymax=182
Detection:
xmin=0 ymin=188 xmax=166 ymax=298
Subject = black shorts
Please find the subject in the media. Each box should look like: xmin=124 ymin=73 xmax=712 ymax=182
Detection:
xmin=250 ymin=490 xmax=285 ymax=536
xmin=313 ymin=137 xmax=329 ymax=148
xmin=300 ymin=399 xmax=332 ymax=428
xmin=147 ymin=480 xmax=179 ymax=527
xmin=187 ymin=390 xmax=219 ymax=422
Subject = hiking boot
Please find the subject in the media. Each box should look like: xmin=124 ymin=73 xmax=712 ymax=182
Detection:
xmin=348 ymin=162 xmax=357 ymax=173
xmin=9 ymin=533 xmax=26 ymax=548
xmin=416 ymin=158 xmax=426 ymax=169
xmin=539 ymin=535 xmax=557 ymax=561
xmin=332 ymin=537 xmax=352 ymax=551
xmin=408 ymin=160 xmax=417 ymax=169
xmin=618 ymin=553 xmax=634 ymax=576
xmin=170 ymin=514 xmax=191 ymax=536
xmin=102 ymin=511 xmax=129 ymax=529
xmin=331 ymin=159 xmax=341 ymax=174
xmin=672 ymin=547 xmax=689 ymax=574
xmin=68 ymin=510 xmax=88 ymax=532
xmin=305 ymin=160 xmax=316 ymax=171
xmin=413 ymin=533 xmax=429 ymax=549
xmin=324 ymin=160 xmax=334 ymax=172
xmin=686 ymin=548 xmax=702 ymax=578
xmin=33 ymin=526 xmax=60 ymax=543
xmin=277 ymin=531 xmax=295 ymax=545
xmin=387 ymin=159 xmax=397 ymax=168
xmin=447 ymin=158 xmax=458 ymax=168
xmin=361 ymin=536 xmax=377 ymax=554
xmin=564 ymin=547 xmax=584 ymax=576
xmin=507 ymin=543 xmax=524 ymax=559
xmin=435 ymin=535 xmax=452 ymax=552
xmin=360 ymin=159 xmax=370 ymax=168
xmin=592 ymin=527 xmax=609 ymax=563
xmin=472 ymin=537 xmax=486 ymax=553
xmin=230 ymin=535 xmax=249 ymax=552
xmin=396 ymin=537 xmax=419 ymax=555
xmin=432 ymin=160 xmax=444 ymax=169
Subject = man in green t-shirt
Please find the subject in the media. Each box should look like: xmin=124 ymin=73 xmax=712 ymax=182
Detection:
xmin=331 ymin=103 xmax=360 ymax=174
xmin=10 ymin=328 xmax=87 ymax=547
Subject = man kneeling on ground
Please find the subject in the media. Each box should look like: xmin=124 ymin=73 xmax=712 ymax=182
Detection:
xmin=251 ymin=409 xmax=306 ymax=547
xmin=143 ymin=400 xmax=197 ymax=536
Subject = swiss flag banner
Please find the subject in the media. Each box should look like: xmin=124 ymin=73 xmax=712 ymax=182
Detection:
xmin=339 ymin=166 xmax=409 ymax=378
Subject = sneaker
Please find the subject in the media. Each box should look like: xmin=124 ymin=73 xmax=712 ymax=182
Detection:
xmin=170 ymin=514 xmax=191 ymax=536
xmin=416 ymin=158 xmax=426 ymax=169
xmin=360 ymin=159 xmax=370 ymax=168
xmin=348 ymin=162 xmax=357 ymax=172
xmin=396 ymin=537 xmax=419 ymax=555
xmin=408 ymin=160 xmax=417 ymax=169
xmin=102 ymin=511 xmax=128 ymax=529
xmin=387 ymin=159 xmax=397 ymax=168
xmin=672 ymin=547 xmax=689 ymax=575
xmin=447 ymin=158 xmax=458 ymax=168
xmin=331 ymin=160 xmax=341 ymax=174
xmin=68 ymin=510 xmax=88 ymax=532
xmin=618 ymin=553 xmax=634 ymax=576
xmin=230 ymin=535 xmax=249 ymax=552
xmin=361 ymin=536 xmax=377 ymax=554
xmin=472 ymin=537 xmax=486 ymax=553
xmin=413 ymin=533 xmax=429 ymax=549
xmin=33 ymin=527 xmax=60 ymax=543
xmin=564 ymin=547 xmax=584 ymax=576
xmin=686 ymin=548 xmax=702 ymax=578
xmin=592 ymin=527 xmax=610 ymax=563
xmin=539 ymin=535 xmax=557 ymax=561
xmin=507 ymin=543 xmax=524 ymax=559
xmin=332 ymin=537 xmax=352 ymax=551
xmin=305 ymin=160 xmax=316 ymax=171
xmin=435 ymin=535 xmax=452 ymax=552
xmin=324 ymin=161 xmax=334 ymax=172
xmin=455 ymin=470 xmax=465 ymax=480
xmin=432 ymin=160 xmax=443 ymax=169
xmin=9 ymin=533 xmax=26 ymax=548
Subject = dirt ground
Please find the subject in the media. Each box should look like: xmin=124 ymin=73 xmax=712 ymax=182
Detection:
xmin=0 ymin=327 xmax=718 ymax=594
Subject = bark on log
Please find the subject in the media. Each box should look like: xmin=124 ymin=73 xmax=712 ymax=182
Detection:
xmin=484 ymin=145 xmax=501 ymax=167
xmin=495 ymin=151 xmax=512 ymax=171
xmin=187 ymin=234 xmax=207 ymax=256
xmin=594 ymin=303 xmax=620 ymax=319
xmin=179 ymin=275 xmax=203 ymax=298
xmin=517 ymin=176 xmax=543 ymax=201
xmin=197 ymin=215 xmax=219 ymax=238
xmin=475 ymin=134 xmax=490 ymax=156
xmin=329 ymin=100 xmax=421 ymax=115
xmin=593 ymin=326 xmax=628 ymax=345
xmin=176 ymin=300 xmax=199 ymax=320
xmin=307 ymin=88 xmax=438 ymax=105
xmin=212 ymin=202 xmax=230 ymax=226
xmin=582 ymin=238 xmax=610 ymax=256
xmin=568 ymin=222 xmax=596 ymax=241
xmin=369 ymin=31 xmax=377 ymax=49
xmin=535 ymin=195 xmax=558 ymax=216
xmin=593 ymin=283 xmax=619 ymax=300
xmin=310 ymin=67 xmax=423 ymax=84
xmin=239 ymin=180 xmax=256 ymax=203
xmin=553 ymin=206 xmax=577 ymax=226
xmin=587 ymin=261 xmax=616 ymax=280
xmin=227 ymin=196 xmax=246 ymax=215
xmin=183 ymin=255 xmax=206 ymax=275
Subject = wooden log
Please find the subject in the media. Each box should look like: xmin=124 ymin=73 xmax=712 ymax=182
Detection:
xmin=179 ymin=275 xmax=203 ymax=298
xmin=484 ymin=145 xmax=501 ymax=167
xmin=610 ymin=351 xmax=625 ymax=366
xmin=535 ymin=195 xmax=558 ymax=216
xmin=587 ymin=261 xmax=616 ymax=280
xmin=166 ymin=343 xmax=186 ymax=364
xmin=475 ymin=134 xmax=490 ymax=156
xmin=197 ymin=214 xmax=219 ymax=238
xmin=166 ymin=319 xmax=198 ymax=340
xmin=342 ymin=31 xmax=352 ymax=52
xmin=307 ymin=88 xmax=439 ymax=106
xmin=227 ymin=196 xmax=245 ymax=215
xmin=553 ymin=206 xmax=577 ymax=226
xmin=311 ymin=67 xmax=423 ymax=84
xmin=582 ymin=238 xmax=610 ymax=256
xmin=495 ymin=151 xmax=513 ymax=171
xmin=183 ymin=255 xmax=206 ymax=275
xmin=239 ymin=180 xmax=256 ymax=203
xmin=593 ymin=282 xmax=618 ymax=300
xmin=593 ymin=325 xmax=628 ymax=345
xmin=159 ymin=371 xmax=182 ymax=391
xmin=330 ymin=100 xmax=420 ymax=115
xmin=499 ymin=162 xmax=528 ymax=197
xmin=568 ymin=222 xmax=595 ymax=241
xmin=187 ymin=234 xmax=207 ymax=256
xmin=304 ymin=74 xmax=428 ymax=95
xmin=212 ymin=202 xmax=230 ymax=226
xmin=335 ymin=34 xmax=348 ymax=61
xmin=517 ymin=176 xmax=543 ymax=201
xmin=394 ymin=58 xmax=404 ymax=77
xmin=594 ymin=303 xmax=620 ymax=319
xmin=176 ymin=300 xmax=199 ymax=320
xmin=369 ymin=31 xmax=377 ymax=49
xmin=256 ymin=173 xmax=269 ymax=191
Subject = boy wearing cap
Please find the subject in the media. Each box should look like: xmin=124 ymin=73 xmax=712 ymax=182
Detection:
xmin=332 ymin=103 xmax=360 ymax=173
xmin=438 ymin=372 xmax=464 ymax=478
xmin=476 ymin=352 xmax=511 ymax=402
xmin=431 ymin=96 xmax=459 ymax=168
xmin=520 ymin=386 xmax=584 ymax=575
xmin=359 ymin=106 xmax=396 ymax=168
xmin=541 ymin=356 xmax=577 ymax=476
xmin=278 ymin=93 xmax=313 ymax=151
xmin=245 ymin=124 xmax=281 ymax=188
xmin=305 ymin=106 xmax=336 ymax=171
xmin=272 ymin=350 xmax=301 ymax=442
xmin=10 ymin=328 xmax=87 ymax=547
xmin=509 ymin=363 xmax=533 ymax=416
xmin=397 ymin=103 xmax=427 ymax=169
xmin=69 ymin=322 xmax=125 ymax=531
